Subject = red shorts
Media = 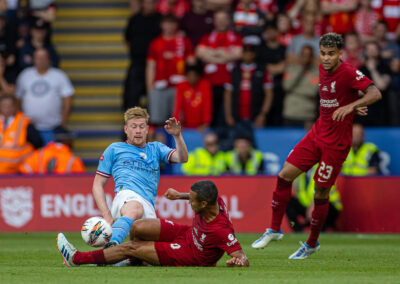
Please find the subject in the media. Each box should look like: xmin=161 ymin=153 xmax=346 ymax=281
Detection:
xmin=154 ymin=219 xmax=198 ymax=266
xmin=286 ymin=131 xmax=350 ymax=188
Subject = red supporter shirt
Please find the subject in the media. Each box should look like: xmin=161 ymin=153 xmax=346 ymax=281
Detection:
xmin=322 ymin=0 xmax=355 ymax=34
xmin=147 ymin=35 xmax=194 ymax=88
xmin=382 ymin=0 xmax=400 ymax=35
xmin=311 ymin=61 xmax=373 ymax=150
xmin=185 ymin=197 xmax=242 ymax=267
xmin=156 ymin=0 xmax=190 ymax=18
xmin=173 ymin=78 xmax=212 ymax=127
xmin=198 ymin=31 xmax=242 ymax=86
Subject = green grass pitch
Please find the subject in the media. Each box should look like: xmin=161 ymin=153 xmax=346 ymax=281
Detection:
xmin=1 ymin=232 xmax=399 ymax=284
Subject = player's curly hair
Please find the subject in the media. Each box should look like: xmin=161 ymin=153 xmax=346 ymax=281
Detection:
xmin=319 ymin=33 xmax=344 ymax=50
xmin=191 ymin=180 xmax=218 ymax=205
xmin=124 ymin=107 xmax=150 ymax=124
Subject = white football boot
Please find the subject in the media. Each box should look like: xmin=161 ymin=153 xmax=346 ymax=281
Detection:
xmin=288 ymin=241 xmax=320 ymax=259
xmin=56 ymin=233 xmax=78 ymax=267
xmin=251 ymin=228 xmax=284 ymax=249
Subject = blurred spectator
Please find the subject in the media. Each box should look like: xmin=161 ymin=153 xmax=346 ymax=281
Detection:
xmin=287 ymin=0 xmax=326 ymax=36
xmin=286 ymin=13 xmax=319 ymax=65
xmin=372 ymin=21 xmax=400 ymax=68
xmin=342 ymin=32 xmax=363 ymax=68
xmin=173 ymin=64 xmax=212 ymax=131
xmin=225 ymin=134 xmax=264 ymax=175
xmin=182 ymin=132 xmax=227 ymax=175
xmin=180 ymin=0 xmax=213 ymax=46
xmin=354 ymin=0 xmax=380 ymax=43
xmin=233 ymin=0 xmax=266 ymax=45
xmin=0 ymin=14 xmax=17 ymax=70
xmin=157 ymin=0 xmax=190 ymax=19
xmin=286 ymin=164 xmax=342 ymax=232
xmin=18 ymin=18 xmax=59 ymax=70
xmin=20 ymin=128 xmax=85 ymax=174
xmin=16 ymin=48 xmax=74 ymax=144
xmin=257 ymin=21 xmax=286 ymax=126
xmin=0 ymin=95 xmax=42 ymax=174
xmin=29 ymin=0 xmax=56 ymax=24
xmin=358 ymin=41 xmax=391 ymax=126
xmin=341 ymin=123 xmax=381 ymax=175
xmin=129 ymin=0 xmax=141 ymax=15
xmin=0 ymin=53 xmax=16 ymax=95
xmin=321 ymin=0 xmax=357 ymax=34
xmin=196 ymin=10 xmax=242 ymax=127
xmin=276 ymin=13 xmax=294 ymax=47
xmin=389 ymin=58 xmax=400 ymax=125
xmin=282 ymin=45 xmax=318 ymax=129
xmin=224 ymin=44 xmax=274 ymax=132
xmin=379 ymin=0 xmax=400 ymax=39
xmin=205 ymin=0 xmax=233 ymax=12
xmin=123 ymin=0 xmax=161 ymax=110
xmin=146 ymin=14 xmax=195 ymax=125
xmin=256 ymin=0 xmax=277 ymax=20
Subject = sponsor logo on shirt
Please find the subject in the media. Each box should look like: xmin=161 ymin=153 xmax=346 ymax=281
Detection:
xmin=322 ymin=85 xmax=328 ymax=92
xmin=139 ymin=152 xmax=147 ymax=159
xmin=320 ymin=99 xmax=339 ymax=108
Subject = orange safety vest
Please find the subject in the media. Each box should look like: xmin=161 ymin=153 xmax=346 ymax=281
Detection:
xmin=0 ymin=112 xmax=34 ymax=174
xmin=20 ymin=142 xmax=85 ymax=174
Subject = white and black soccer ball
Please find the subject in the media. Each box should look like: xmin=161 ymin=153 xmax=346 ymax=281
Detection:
xmin=81 ymin=217 xmax=112 ymax=247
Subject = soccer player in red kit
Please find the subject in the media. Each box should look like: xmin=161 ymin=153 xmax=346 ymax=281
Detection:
xmin=252 ymin=33 xmax=382 ymax=259
xmin=57 ymin=180 xmax=249 ymax=267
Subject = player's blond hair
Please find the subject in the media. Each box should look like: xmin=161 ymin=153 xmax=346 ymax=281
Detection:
xmin=124 ymin=107 xmax=150 ymax=124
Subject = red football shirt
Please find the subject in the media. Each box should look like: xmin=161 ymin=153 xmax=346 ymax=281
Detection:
xmin=147 ymin=35 xmax=194 ymax=87
xmin=198 ymin=31 xmax=242 ymax=86
xmin=311 ymin=61 xmax=373 ymax=150
xmin=173 ymin=78 xmax=212 ymax=128
xmin=185 ymin=197 xmax=242 ymax=267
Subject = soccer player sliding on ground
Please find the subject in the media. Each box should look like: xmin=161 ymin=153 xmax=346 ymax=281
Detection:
xmin=252 ymin=33 xmax=382 ymax=259
xmin=57 ymin=180 xmax=249 ymax=267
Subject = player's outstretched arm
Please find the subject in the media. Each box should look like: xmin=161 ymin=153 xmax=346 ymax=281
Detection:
xmin=164 ymin=117 xmax=189 ymax=164
xmin=226 ymin=250 xmax=249 ymax=267
xmin=92 ymin=174 xmax=113 ymax=225
xmin=164 ymin=188 xmax=189 ymax=200
xmin=332 ymin=85 xmax=382 ymax=122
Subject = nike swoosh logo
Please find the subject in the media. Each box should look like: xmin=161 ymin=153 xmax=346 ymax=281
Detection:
xmin=317 ymin=178 xmax=327 ymax=183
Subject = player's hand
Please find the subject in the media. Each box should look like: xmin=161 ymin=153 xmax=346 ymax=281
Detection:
xmin=253 ymin=114 xmax=266 ymax=128
xmin=355 ymin=106 xmax=368 ymax=116
xmin=164 ymin=117 xmax=181 ymax=137
xmin=226 ymin=256 xmax=249 ymax=267
xmin=104 ymin=215 xmax=114 ymax=226
xmin=164 ymin=188 xmax=181 ymax=200
xmin=332 ymin=105 xmax=354 ymax=121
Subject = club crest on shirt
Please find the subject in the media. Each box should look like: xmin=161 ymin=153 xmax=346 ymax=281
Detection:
xmin=330 ymin=81 xmax=336 ymax=93
xmin=139 ymin=152 xmax=147 ymax=159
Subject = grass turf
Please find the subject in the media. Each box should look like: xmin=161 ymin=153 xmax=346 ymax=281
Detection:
xmin=0 ymin=232 xmax=399 ymax=284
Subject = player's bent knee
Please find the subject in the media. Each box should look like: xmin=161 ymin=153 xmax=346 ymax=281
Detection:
xmin=121 ymin=201 xmax=144 ymax=220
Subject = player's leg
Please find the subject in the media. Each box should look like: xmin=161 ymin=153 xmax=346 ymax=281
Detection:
xmin=252 ymin=134 xmax=319 ymax=249
xmin=129 ymin=218 xmax=161 ymax=241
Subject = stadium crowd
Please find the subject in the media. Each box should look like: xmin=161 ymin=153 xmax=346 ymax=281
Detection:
xmin=0 ymin=0 xmax=399 ymax=176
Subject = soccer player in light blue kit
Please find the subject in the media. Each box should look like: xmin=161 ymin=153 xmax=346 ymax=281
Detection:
xmin=93 ymin=107 xmax=188 ymax=247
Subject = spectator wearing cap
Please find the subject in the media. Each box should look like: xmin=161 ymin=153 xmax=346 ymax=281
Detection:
xmin=20 ymin=128 xmax=85 ymax=174
xmin=146 ymin=14 xmax=195 ymax=125
xmin=257 ymin=20 xmax=286 ymax=126
xmin=173 ymin=64 xmax=212 ymax=131
xmin=180 ymin=0 xmax=214 ymax=46
xmin=233 ymin=0 xmax=265 ymax=46
xmin=16 ymin=48 xmax=73 ymax=144
xmin=196 ymin=10 xmax=242 ymax=127
xmin=18 ymin=18 xmax=59 ymax=70
xmin=224 ymin=44 xmax=274 ymax=133
xmin=0 ymin=94 xmax=42 ymax=174
xmin=225 ymin=134 xmax=264 ymax=175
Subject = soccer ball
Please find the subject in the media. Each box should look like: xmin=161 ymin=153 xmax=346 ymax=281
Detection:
xmin=81 ymin=217 xmax=112 ymax=247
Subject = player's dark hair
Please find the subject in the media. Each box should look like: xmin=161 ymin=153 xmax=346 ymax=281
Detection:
xmin=191 ymin=180 xmax=218 ymax=205
xmin=319 ymin=33 xmax=344 ymax=50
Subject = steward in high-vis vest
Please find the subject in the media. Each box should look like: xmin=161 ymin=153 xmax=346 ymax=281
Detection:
xmin=286 ymin=164 xmax=342 ymax=232
xmin=182 ymin=132 xmax=227 ymax=175
xmin=20 ymin=142 xmax=85 ymax=174
xmin=225 ymin=135 xmax=264 ymax=175
xmin=0 ymin=95 xmax=42 ymax=174
xmin=341 ymin=123 xmax=381 ymax=176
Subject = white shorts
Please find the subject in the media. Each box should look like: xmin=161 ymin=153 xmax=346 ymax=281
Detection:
xmin=111 ymin=190 xmax=157 ymax=220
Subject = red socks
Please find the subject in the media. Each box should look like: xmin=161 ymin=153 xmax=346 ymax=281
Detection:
xmin=270 ymin=177 xmax=292 ymax=232
xmin=306 ymin=198 xmax=329 ymax=247
xmin=73 ymin=249 xmax=106 ymax=265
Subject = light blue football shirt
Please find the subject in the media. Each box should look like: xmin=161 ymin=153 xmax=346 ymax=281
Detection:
xmin=96 ymin=142 xmax=175 ymax=207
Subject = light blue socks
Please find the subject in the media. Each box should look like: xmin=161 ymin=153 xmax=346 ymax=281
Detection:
xmin=110 ymin=216 xmax=134 ymax=244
